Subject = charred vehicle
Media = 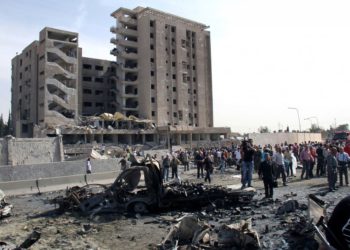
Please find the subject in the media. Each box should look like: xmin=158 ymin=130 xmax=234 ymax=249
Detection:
xmin=53 ymin=155 xmax=255 ymax=215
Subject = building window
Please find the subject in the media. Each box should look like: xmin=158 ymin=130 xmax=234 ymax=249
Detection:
xmin=171 ymin=26 xmax=175 ymax=32
xmin=95 ymin=90 xmax=103 ymax=95
xmin=152 ymin=111 xmax=155 ymax=116
xmin=173 ymin=112 xmax=177 ymax=117
xmin=20 ymin=59 xmax=22 ymax=66
xmin=192 ymin=54 xmax=195 ymax=59
xmin=83 ymin=102 xmax=92 ymax=107
xmin=20 ymin=73 xmax=22 ymax=79
xmin=173 ymin=99 xmax=177 ymax=104
xmin=151 ymin=71 xmax=154 ymax=76
xmin=193 ymin=77 xmax=196 ymax=82
xmin=172 ymin=62 xmax=176 ymax=67
xmin=95 ymin=102 xmax=103 ymax=107
xmin=151 ymin=97 xmax=155 ymax=103
xmin=39 ymin=71 xmax=44 ymax=75
xmin=150 ymin=20 xmax=154 ymax=27
xmin=83 ymin=64 xmax=92 ymax=69
xmin=193 ymin=89 xmax=197 ymax=94
xmin=151 ymin=84 xmax=155 ymax=89
xmin=172 ymin=74 xmax=176 ymax=80
xmin=150 ymin=44 xmax=154 ymax=50
xmin=150 ymin=58 xmax=154 ymax=63
xmin=172 ymin=49 xmax=175 ymax=55
xmin=194 ymin=101 xmax=197 ymax=106
xmin=181 ymin=39 xmax=186 ymax=48
xmin=83 ymin=76 xmax=92 ymax=82
xmin=83 ymin=89 xmax=92 ymax=94
xmin=193 ymin=66 xmax=196 ymax=70
xmin=39 ymin=55 xmax=45 ymax=60
xmin=167 ymin=98 xmax=169 ymax=102
xmin=173 ymin=87 xmax=176 ymax=92
xmin=150 ymin=33 xmax=154 ymax=38
xmin=95 ymin=65 xmax=103 ymax=71
xmin=95 ymin=77 xmax=103 ymax=83
xmin=194 ymin=113 xmax=197 ymax=118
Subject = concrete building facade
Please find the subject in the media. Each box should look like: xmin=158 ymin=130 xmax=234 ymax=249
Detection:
xmin=80 ymin=57 xmax=117 ymax=116
xmin=111 ymin=7 xmax=213 ymax=127
xmin=12 ymin=28 xmax=80 ymax=137
xmin=12 ymin=7 xmax=230 ymax=144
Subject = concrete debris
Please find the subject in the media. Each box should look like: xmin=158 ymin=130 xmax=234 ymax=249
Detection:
xmin=0 ymin=230 xmax=41 ymax=250
xmin=217 ymin=219 xmax=260 ymax=249
xmin=276 ymin=199 xmax=299 ymax=215
xmin=52 ymin=155 xmax=255 ymax=215
xmin=0 ymin=189 xmax=13 ymax=218
xmin=160 ymin=216 xmax=260 ymax=249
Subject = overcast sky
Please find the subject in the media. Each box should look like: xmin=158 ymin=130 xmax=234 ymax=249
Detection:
xmin=1 ymin=0 xmax=349 ymax=133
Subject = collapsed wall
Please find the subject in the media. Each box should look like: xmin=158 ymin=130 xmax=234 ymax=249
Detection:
xmin=0 ymin=136 xmax=64 ymax=166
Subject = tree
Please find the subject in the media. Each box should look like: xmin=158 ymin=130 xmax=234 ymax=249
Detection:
xmin=0 ymin=114 xmax=4 ymax=137
xmin=258 ymin=126 xmax=270 ymax=133
xmin=335 ymin=124 xmax=349 ymax=131
xmin=5 ymin=110 xmax=12 ymax=136
xmin=309 ymin=124 xmax=323 ymax=133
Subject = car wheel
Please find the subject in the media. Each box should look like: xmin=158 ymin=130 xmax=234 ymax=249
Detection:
xmin=132 ymin=202 xmax=148 ymax=213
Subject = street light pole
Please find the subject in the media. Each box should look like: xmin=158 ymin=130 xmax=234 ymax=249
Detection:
xmin=288 ymin=107 xmax=302 ymax=144
xmin=288 ymin=107 xmax=301 ymax=132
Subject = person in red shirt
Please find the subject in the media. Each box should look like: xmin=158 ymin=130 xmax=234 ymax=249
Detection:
xmin=344 ymin=142 xmax=350 ymax=156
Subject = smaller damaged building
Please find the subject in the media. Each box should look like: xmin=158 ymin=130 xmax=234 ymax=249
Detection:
xmin=53 ymin=155 xmax=255 ymax=215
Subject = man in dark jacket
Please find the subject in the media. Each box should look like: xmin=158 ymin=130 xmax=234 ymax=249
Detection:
xmin=259 ymin=153 xmax=275 ymax=198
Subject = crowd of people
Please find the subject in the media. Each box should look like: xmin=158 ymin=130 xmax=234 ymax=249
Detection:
xmin=153 ymin=139 xmax=350 ymax=200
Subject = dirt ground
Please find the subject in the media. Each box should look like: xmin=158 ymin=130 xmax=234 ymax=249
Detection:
xmin=0 ymin=166 xmax=348 ymax=250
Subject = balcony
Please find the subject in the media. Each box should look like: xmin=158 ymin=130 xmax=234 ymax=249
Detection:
xmin=118 ymin=16 xmax=137 ymax=26
xmin=121 ymin=80 xmax=138 ymax=85
xmin=110 ymin=48 xmax=118 ymax=56
xmin=116 ymin=27 xmax=138 ymax=37
xmin=121 ymin=66 xmax=138 ymax=72
xmin=122 ymin=93 xmax=138 ymax=98
xmin=116 ymin=38 xmax=138 ymax=48
xmin=122 ymin=106 xmax=139 ymax=111
xmin=119 ymin=51 xmax=138 ymax=60
xmin=110 ymin=26 xmax=117 ymax=33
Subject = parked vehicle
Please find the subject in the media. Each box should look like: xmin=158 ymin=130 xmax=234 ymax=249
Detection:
xmin=332 ymin=131 xmax=350 ymax=144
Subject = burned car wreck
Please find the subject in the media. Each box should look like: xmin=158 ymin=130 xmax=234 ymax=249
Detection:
xmin=53 ymin=156 xmax=256 ymax=215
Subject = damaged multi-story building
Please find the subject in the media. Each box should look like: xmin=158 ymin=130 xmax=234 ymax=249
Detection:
xmin=11 ymin=7 xmax=230 ymax=146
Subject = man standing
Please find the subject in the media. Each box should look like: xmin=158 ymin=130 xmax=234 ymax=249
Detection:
xmin=241 ymin=141 xmax=255 ymax=189
xmin=203 ymin=154 xmax=213 ymax=184
xmin=195 ymin=151 xmax=204 ymax=178
xmin=273 ymin=146 xmax=287 ymax=186
xmin=259 ymin=153 xmax=275 ymax=198
xmin=316 ymin=144 xmax=325 ymax=177
xmin=170 ymin=155 xmax=181 ymax=179
xmin=326 ymin=147 xmax=338 ymax=192
xmin=336 ymin=147 xmax=350 ymax=186
xmin=300 ymin=146 xmax=313 ymax=180
xmin=86 ymin=158 xmax=92 ymax=174
xmin=162 ymin=154 xmax=170 ymax=182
